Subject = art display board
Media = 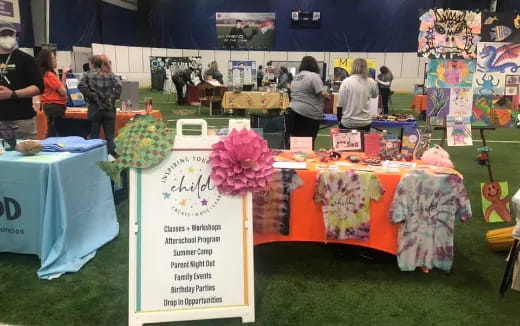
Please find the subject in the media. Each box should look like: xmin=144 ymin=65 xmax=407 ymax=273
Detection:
xmin=149 ymin=56 xmax=203 ymax=91
xmin=228 ymin=61 xmax=257 ymax=87
xmin=333 ymin=58 xmax=377 ymax=80
xmin=0 ymin=0 xmax=20 ymax=31
xmin=216 ymin=12 xmax=276 ymax=49
xmin=128 ymin=119 xmax=255 ymax=326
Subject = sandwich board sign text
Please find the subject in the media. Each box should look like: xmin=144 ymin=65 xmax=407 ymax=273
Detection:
xmin=129 ymin=119 xmax=255 ymax=325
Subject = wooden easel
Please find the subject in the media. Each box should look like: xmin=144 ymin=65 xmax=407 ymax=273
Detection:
xmin=197 ymin=81 xmax=224 ymax=116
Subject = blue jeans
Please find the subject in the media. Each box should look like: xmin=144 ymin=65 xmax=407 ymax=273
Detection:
xmin=89 ymin=109 xmax=116 ymax=156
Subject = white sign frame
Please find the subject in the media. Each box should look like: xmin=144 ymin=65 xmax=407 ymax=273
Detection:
xmin=129 ymin=119 xmax=255 ymax=326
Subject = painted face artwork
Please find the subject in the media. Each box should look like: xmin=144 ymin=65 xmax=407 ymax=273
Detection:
xmin=481 ymin=181 xmax=511 ymax=223
xmin=418 ymin=9 xmax=481 ymax=59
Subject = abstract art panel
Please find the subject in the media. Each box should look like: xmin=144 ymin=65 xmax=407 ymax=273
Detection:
xmin=472 ymin=94 xmax=515 ymax=127
xmin=477 ymin=42 xmax=520 ymax=74
xmin=427 ymin=88 xmax=450 ymax=122
xmin=449 ymin=87 xmax=473 ymax=117
xmin=426 ymin=59 xmax=475 ymax=88
xmin=446 ymin=116 xmax=472 ymax=146
xmin=418 ymin=9 xmax=481 ymax=59
xmin=481 ymin=12 xmax=520 ymax=43
xmin=472 ymin=72 xmax=505 ymax=96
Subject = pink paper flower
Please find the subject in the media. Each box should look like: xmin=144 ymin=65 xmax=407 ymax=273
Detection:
xmin=210 ymin=128 xmax=274 ymax=195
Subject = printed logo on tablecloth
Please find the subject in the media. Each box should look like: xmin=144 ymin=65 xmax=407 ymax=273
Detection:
xmin=160 ymin=152 xmax=221 ymax=217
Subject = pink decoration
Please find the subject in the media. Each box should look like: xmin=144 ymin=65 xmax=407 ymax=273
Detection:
xmin=421 ymin=145 xmax=454 ymax=168
xmin=210 ymin=128 xmax=274 ymax=195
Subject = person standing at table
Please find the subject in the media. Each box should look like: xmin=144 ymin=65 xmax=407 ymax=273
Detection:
xmin=277 ymin=66 xmax=290 ymax=90
xmin=337 ymin=58 xmax=379 ymax=132
xmin=376 ymin=66 xmax=393 ymax=115
xmin=0 ymin=21 xmax=43 ymax=139
xmin=78 ymin=55 xmax=121 ymax=156
xmin=204 ymin=61 xmax=224 ymax=85
xmin=257 ymin=65 xmax=264 ymax=87
xmin=285 ymin=56 xmax=329 ymax=149
xmin=37 ymin=49 xmax=69 ymax=138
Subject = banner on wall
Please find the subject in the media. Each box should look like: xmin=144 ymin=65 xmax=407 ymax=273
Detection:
xmin=216 ymin=12 xmax=275 ymax=49
xmin=0 ymin=0 xmax=20 ymax=31
xmin=333 ymin=58 xmax=377 ymax=80
xmin=228 ymin=61 xmax=257 ymax=87
xmin=149 ymin=57 xmax=203 ymax=91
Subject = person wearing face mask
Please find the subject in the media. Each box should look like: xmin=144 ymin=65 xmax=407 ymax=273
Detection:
xmin=0 ymin=21 xmax=44 ymax=139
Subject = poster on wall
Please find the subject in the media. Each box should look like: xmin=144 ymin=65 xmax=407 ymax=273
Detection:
xmin=481 ymin=12 xmax=520 ymax=43
xmin=216 ymin=12 xmax=275 ymax=49
xmin=149 ymin=57 xmax=203 ymax=91
xmin=417 ymin=9 xmax=481 ymax=59
xmin=0 ymin=0 xmax=20 ymax=31
xmin=333 ymin=58 xmax=377 ymax=80
xmin=228 ymin=61 xmax=257 ymax=87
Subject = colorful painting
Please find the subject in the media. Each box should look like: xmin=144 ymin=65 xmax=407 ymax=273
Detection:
xmin=472 ymin=95 xmax=515 ymax=127
xmin=481 ymin=181 xmax=512 ymax=223
xmin=426 ymin=59 xmax=475 ymax=88
xmin=481 ymin=12 xmax=520 ymax=43
xmin=449 ymin=87 xmax=473 ymax=116
xmin=477 ymin=42 xmax=520 ymax=74
xmin=418 ymin=9 xmax=481 ymax=59
xmin=472 ymin=72 xmax=505 ymax=96
xmin=427 ymin=88 xmax=450 ymax=119
xmin=446 ymin=116 xmax=472 ymax=146
xmin=216 ymin=12 xmax=276 ymax=49
xmin=333 ymin=58 xmax=377 ymax=80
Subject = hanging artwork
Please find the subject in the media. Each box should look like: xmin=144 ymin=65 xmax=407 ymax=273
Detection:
xmin=472 ymin=94 xmax=515 ymax=127
xmin=446 ymin=116 xmax=472 ymax=146
xmin=427 ymin=88 xmax=450 ymax=122
xmin=505 ymin=75 xmax=520 ymax=96
xmin=481 ymin=181 xmax=512 ymax=223
xmin=477 ymin=42 xmax=520 ymax=74
xmin=449 ymin=87 xmax=473 ymax=116
xmin=481 ymin=12 xmax=520 ymax=43
xmin=426 ymin=59 xmax=475 ymax=88
xmin=418 ymin=9 xmax=481 ymax=59
xmin=216 ymin=12 xmax=276 ymax=49
xmin=472 ymin=72 xmax=505 ymax=96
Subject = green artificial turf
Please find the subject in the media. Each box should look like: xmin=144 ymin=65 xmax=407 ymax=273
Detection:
xmin=1 ymin=91 xmax=519 ymax=326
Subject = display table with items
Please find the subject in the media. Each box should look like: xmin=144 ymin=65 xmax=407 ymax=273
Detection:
xmin=36 ymin=109 xmax=163 ymax=140
xmin=253 ymin=151 xmax=471 ymax=272
xmin=0 ymin=145 xmax=119 ymax=279
xmin=221 ymin=91 xmax=290 ymax=112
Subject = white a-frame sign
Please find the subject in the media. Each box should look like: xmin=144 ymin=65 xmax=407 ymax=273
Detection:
xmin=129 ymin=119 xmax=255 ymax=325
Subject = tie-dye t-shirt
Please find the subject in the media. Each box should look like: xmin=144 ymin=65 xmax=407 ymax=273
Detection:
xmin=390 ymin=173 xmax=472 ymax=272
xmin=253 ymin=169 xmax=303 ymax=235
xmin=314 ymin=170 xmax=384 ymax=240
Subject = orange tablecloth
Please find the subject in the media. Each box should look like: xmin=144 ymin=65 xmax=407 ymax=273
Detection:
xmin=36 ymin=109 xmax=163 ymax=140
xmin=254 ymin=162 xmax=410 ymax=255
xmin=412 ymin=94 xmax=427 ymax=113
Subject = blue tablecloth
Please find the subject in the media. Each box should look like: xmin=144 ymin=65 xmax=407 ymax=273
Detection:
xmin=321 ymin=114 xmax=418 ymax=129
xmin=0 ymin=146 xmax=119 ymax=279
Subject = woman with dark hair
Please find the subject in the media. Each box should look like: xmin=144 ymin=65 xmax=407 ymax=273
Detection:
xmin=376 ymin=66 xmax=393 ymax=114
xmin=37 ymin=49 xmax=68 ymax=138
xmin=78 ymin=55 xmax=121 ymax=156
xmin=285 ymin=56 xmax=328 ymax=149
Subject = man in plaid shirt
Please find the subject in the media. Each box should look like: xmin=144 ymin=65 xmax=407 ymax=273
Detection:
xmin=79 ymin=55 xmax=121 ymax=156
